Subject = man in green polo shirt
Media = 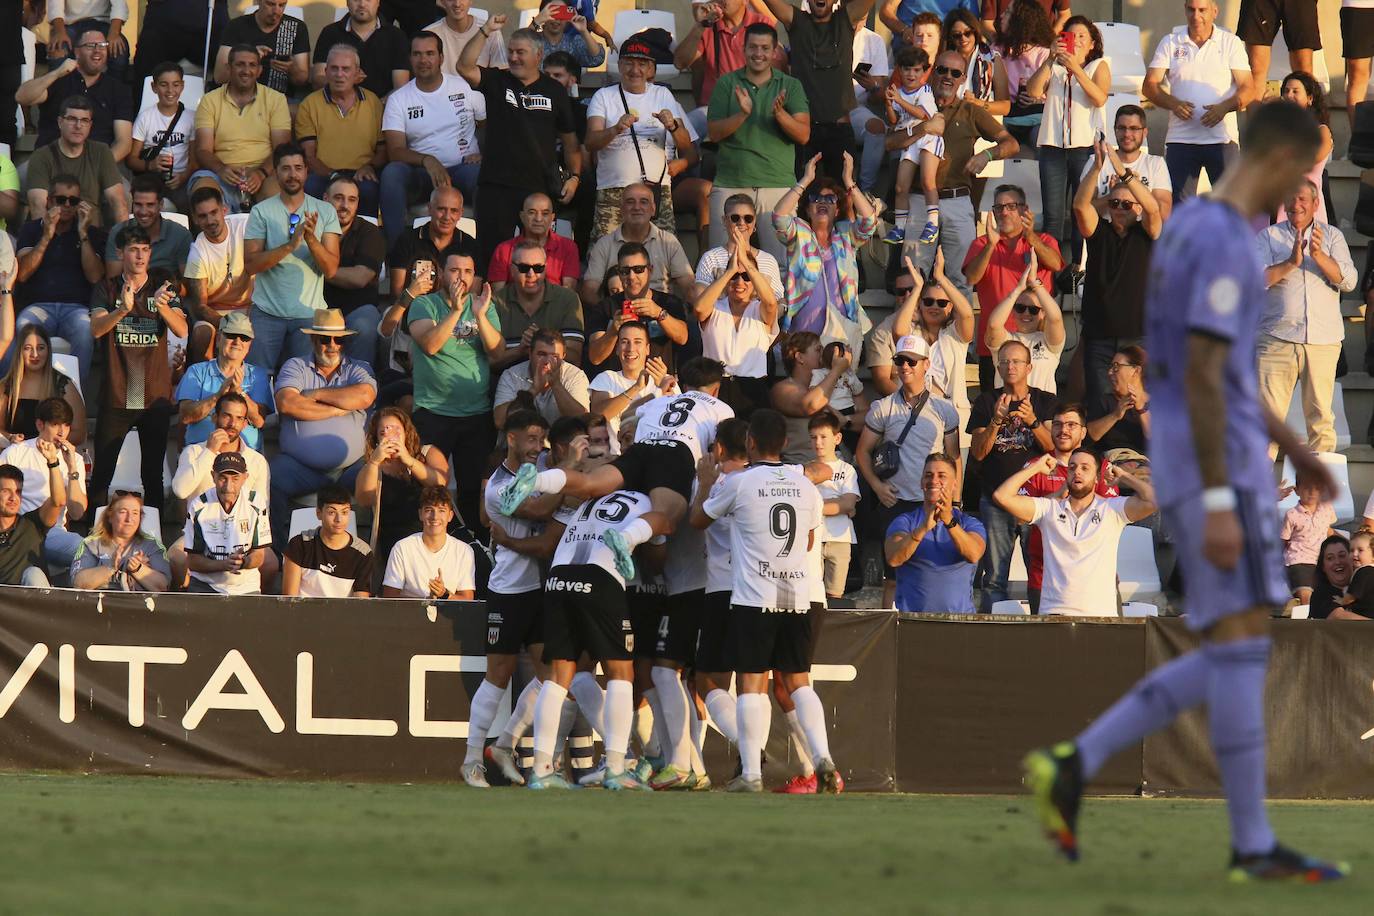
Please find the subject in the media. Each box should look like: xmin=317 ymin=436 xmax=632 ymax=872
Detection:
xmin=407 ymin=250 xmax=503 ymax=531
xmin=705 ymin=21 xmax=810 ymax=265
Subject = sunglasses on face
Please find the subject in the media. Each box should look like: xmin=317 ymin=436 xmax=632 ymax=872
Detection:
xmin=893 ymin=356 xmax=924 ymax=367
xmin=112 ymin=489 xmax=143 ymax=499
xmin=934 ymin=65 xmax=965 ymax=78
xmin=223 ymin=333 xmax=252 ymax=343
xmin=50 ymin=194 xmax=80 ymax=206
xmin=808 ymin=193 xmax=838 ymax=205
xmin=1013 ymin=303 xmax=1042 ymax=316
xmin=618 ymin=264 xmax=650 ymax=276
xmin=727 ymin=213 xmax=756 ymax=224
xmin=1107 ymin=199 xmax=1137 ymax=210
xmin=949 ymin=29 xmax=974 ymax=40
xmin=729 ymin=271 xmax=751 ymax=283
xmin=921 ymin=297 xmax=950 ymax=309
xmin=314 ymin=335 xmax=346 ymax=345
xmin=512 ymin=262 xmax=547 ymax=274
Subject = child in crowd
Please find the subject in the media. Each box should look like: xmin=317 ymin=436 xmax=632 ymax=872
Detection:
xmin=1337 ymin=531 xmax=1374 ymax=619
xmin=810 ymin=341 xmax=866 ymax=450
xmin=882 ymin=47 xmax=944 ymax=247
xmin=1281 ymin=473 xmax=1337 ymax=605
xmin=809 ymin=411 xmax=860 ymax=603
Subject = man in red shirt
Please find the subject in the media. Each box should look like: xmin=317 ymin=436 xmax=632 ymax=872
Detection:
xmin=1017 ymin=402 xmax=1116 ymax=613
xmin=674 ymin=0 xmax=786 ymax=119
xmin=487 ymin=192 xmax=582 ymax=293
xmin=962 ymin=183 xmax=1062 ymax=389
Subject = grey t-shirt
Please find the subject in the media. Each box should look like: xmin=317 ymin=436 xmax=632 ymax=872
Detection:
xmin=71 ymin=533 xmax=171 ymax=591
xmin=865 ymin=389 xmax=960 ymax=502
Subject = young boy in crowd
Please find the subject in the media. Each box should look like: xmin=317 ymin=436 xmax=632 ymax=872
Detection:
xmin=1280 ymin=472 xmax=1337 ymax=605
xmin=809 ymin=411 xmax=860 ymax=604
xmin=882 ymin=47 xmax=943 ymax=247
xmin=810 ymin=342 xmax=865 ymax=450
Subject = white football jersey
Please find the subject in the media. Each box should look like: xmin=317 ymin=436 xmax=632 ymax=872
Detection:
xmin=552 ymin=489 xmax=654 ymax=588
xmin=484 ymin=462 xmax=544 ymax=595
xmin=633 ymin=389 xmax=735 ymax=463
xmin=703 ymin=472 xmax=737 ymax=595
xmin=702 ymin=462 xmax=823 ymax=611
xmin=663 ymin=479 xmax=707 ymax=596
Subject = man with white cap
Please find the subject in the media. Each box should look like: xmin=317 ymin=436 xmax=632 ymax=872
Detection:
xmin=855 ymin=333 xmax=960 ymax=608
xmin=268 ymin=308 xmax=378 ymax=548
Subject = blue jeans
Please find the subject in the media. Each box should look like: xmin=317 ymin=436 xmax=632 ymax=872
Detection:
xmin=11 ymin=302 xmax=93 ymax=393
xmin=268 ymin=452 xmax=365 ymax=549
xmin=379 ymin=161 xmax=481 ymax=246
xmin=343 ymin=304 xmax=381 ymax=369
xmin=1038 ymin=145 xmax=1093 ymax=266
xmin=305 ymin=173 xmax=380 ymax=218
xmin=978 ymin=496 xmax=1031 ymax=613
xmin=907 ymin=194 xmax=976 ymax=300
xmin=246 ymin=311 xmax=314 ymax=374
xmin=1082 ymin=335 xmax=1142 ymax=408
xmin=1165 ymin=142 xmax=1228 ymax=204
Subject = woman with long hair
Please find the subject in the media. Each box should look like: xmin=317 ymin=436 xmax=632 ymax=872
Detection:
xmin=1277 ymin=71 xmax=1333 ymax=221
xmin=996 ymin=0 xmax=1055 ymax=146
xmin=1309 ymin=534 xmax=1361 ymax=620
xmin=944 ymin=7 xmax=1010 ymax=116
xmin=891 ymin=247 xmax=975 ymax=416
xmin=1087 ymin=345 xmax=1150 ymax=452
xmin=772 ymin=151 xmax=878 ymax=356
xmin=770 ymin=330 xmax=855 ymax=464
xmin=0 ymin=323 xmax=73 ymax=448
xmin=355 ymin=406 xmax=452 ymax=569
xmin=70 ymin=490 xmax=170 ymax=592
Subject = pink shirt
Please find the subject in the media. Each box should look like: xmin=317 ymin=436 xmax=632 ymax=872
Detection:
xmin=1281 ymin=501 xmax=1336 ymax=567
xmin=487 ymin=233 xmax=582 ymax=286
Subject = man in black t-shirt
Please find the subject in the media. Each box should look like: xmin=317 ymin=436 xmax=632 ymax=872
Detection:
xmin=213 ymin=0 xmax=311 ymax=95
xmin=0 ymin=459 xmax=67 ymax=587
xmin=966 ymin=339 xmax=1057 ymax=613
xmin=583 ymin=241 xmax=695 ymax=375
xmin=281 ymin=484 xmax=374 ymax=597
xmin=18 ymin=25 xmax=134 ymax=158
xmin=455 ymin=14 xmax=583 ymax=273
xmin=324 ymin=176 xmax=387 ymax=368
xmin=311 ymin=0 xmax=411 ymax=97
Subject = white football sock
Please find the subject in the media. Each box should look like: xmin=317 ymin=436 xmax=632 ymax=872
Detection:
xmin=495 ymin=677 xmax=540 ymax=750
xmin=651 ymin=666 xmax=691 ymax=771
xmin=621 ymin=517 xmax=654 ymax=550
xmin=464 ymin=679 xmax=507 ymax=765
xmin=554 ymin=695 xmax=580 ymax=760
xmin=926 ymin=206 xmax=940 ymax=226
xmin=532 ymin=468 xmax=567 ymax=493
xmin=785 ymin=708 xmax=815 ymax=777
xmin=705 ymin=688 xmax=738 ymax=743
xmin=531 ymin=680 xmax=568 ymax=779
xmin=688 ymin=697 xmax=706 ymax=753
xmin=568 ymin=670 xmax=604 ymax=736
xmin=603 ymin=679 xmax=634 ymax=776
xmin=636 ymin=689 xmax=661 ymax=758
xmin=737 ymin=693 xmax=772 ymax=780
xmin=790 ymin=685 xmax=832 ymax=764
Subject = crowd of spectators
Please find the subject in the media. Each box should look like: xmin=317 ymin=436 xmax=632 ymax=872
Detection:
xmin=0 ymin=0 xmax=1371 ymax=622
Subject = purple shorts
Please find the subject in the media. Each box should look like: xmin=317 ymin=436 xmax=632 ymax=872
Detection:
xmin=1165 ymin=487 xmax=1289 ymax=631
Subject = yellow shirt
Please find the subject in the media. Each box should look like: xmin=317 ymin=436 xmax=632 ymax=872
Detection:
xmin=194 ymin=85 xmax=291 ymax=169
xmin=294 ymin=86 xmax=384 ymax=171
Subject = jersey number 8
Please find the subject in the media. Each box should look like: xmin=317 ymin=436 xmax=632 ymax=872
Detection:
xmin=660 ymin=398 xmax=695 ymax=428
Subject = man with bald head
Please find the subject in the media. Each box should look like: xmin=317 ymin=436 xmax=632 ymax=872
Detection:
xmin=487 ymin=192 xmax=581 ymax=293
xmin=582 ymin=182 xmax=695 ymax=306
xmin=385 ymin=185 xmax=479 ymax=337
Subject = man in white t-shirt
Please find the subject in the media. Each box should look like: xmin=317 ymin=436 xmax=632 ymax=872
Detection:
xmin=128 ymin=62 xmax=198 ymax=205
xmin=1080 ymin=104 xmax=1173 ymax=220
xmin=994 ymin=449 xmax=1156 ymax=616
xmin=428 ymin=0 xmax=507 ymax=74
xmin=185 ymin=185 xmax=253 ymax=360
xmin=184 ymin=452 xmax=271 ymax=595
xmin=690 ymin=237 xmax=780 ymax=414
xmin=1143 ymin=0 xmax=1254 ymax=204
xmin=381 ymin=486 xmax=476 ymax=598
xmin=378 ymin=32 xmax=486 ymax=246
xmin=0 ymin=397 xmax=87 ymax=567
xmin=588 ymin=321 xmax=674 ymax=452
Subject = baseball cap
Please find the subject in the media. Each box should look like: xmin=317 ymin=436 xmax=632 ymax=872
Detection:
xmin=219 ymin=311 xmax=254 ymax=339
xmin=213 ymin=452 xmax=248 ymax=476
xmin=894 ymin=335 xmax=931 ymax=360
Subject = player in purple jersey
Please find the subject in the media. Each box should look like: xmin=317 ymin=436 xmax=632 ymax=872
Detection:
xmin=1023 ymin=100 xmax=1348 ymax=882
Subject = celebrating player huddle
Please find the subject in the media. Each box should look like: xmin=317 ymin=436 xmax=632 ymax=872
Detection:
xmin=469 ymin=356 xmax=841 ymax=792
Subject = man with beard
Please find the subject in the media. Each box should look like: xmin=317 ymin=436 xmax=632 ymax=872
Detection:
xmin=1080 ymin=105 xmax=1172 ymax=219
xmin=994 ymin=449 xmax=1155 ymax=616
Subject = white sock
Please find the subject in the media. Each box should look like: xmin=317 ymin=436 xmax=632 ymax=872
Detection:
xmin=554 ymin=695 xmax=580 ymax=760
xmin=464 ymin=679 xmax=507 ymax=765
xmin=785 ymin=708 xmax=815 ymax=777
xmin=637 ymin=689 xmax=661 ymax=758
xmin=531 ymin=680 xmax=568 ymax=779
xmin=737 ymin=693 xmax=772 ymax=781
xmin=688 ymin=736 xmax=706 ymax=778
xmin=495 ymin=678 xmax=540 ymax=750
xmin=688 ymin=697 xmax=706 ymax=753
xmin=621 ymin=517 xmax=654 ymax=550
xmin=705 ymin=688 xmax=738 ymax=743
xmin=603 ymin=679 xmax=634 ymax=776
xmin=894 ymin=208 xmax=909 ymax=221
xmin=926 ymin=206 xmax=940 ymax=226
xmin=651 ymin=666 xmax=691 ymax=771
xmin=533 ymin=468 xmax=567 ymax=493
xmin=569 ymin=670 xmax=604 ymax=736
xmin=789 ymin=685 xmax=832 ymax=764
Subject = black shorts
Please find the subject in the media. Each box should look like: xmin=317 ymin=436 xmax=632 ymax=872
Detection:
xmin=542 ymin=565 xmax=634 ymax=664
xmin=729 ymin=603 xmax=823 ymax=675
xmin=611 ymin=440 xmax=695 ymax=500
xmin=485 ymin=589 xmax=544 ymax=654
xmin=1342 ymin=7 xmax=1374 ymax=60
xmin=629 ymin=587 xmax=666 ymax=659
xmin=1286 ymin=563 xmax=1317 ymax=592
xmin=695 ymin=590 xmax=733 ymax=673
xmin=1237 ymin=0 xmax=1320 ymax=51
xmin=656 ymin=589 xmax=703 ymax=665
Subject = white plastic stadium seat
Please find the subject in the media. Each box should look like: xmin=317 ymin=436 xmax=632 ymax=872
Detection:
xmin=519 ymin=8 xmax=536 ymax=28
xmin=289 ymin=507 xmax=359 ymax=541
xmin=1284 ymin=382 xmax=1349 ymax=451
xmin=608 ymin=9 xmax=679 ymax=80
xmin=162 ymin=212 xmax=190 ymax=229
xmin=995 ymin=158 xmax=1042 ymax=223
xmin=458 ymin=216 xmax=477 ymax=237
xmin=991 ymin=599 xmax=1030 ymax=615
xmin=51 ymin=354 xmax=82 ymax=402
xmin=1006 ymin=543 xmax=1029 ymax=599
xmin=1290 ymin=604 xmax=1310 ymax=620
xmin=1103 ymin=91 xmax=1140 ymax=134
xmin=1116 ymin=525 xmax=1162 ymax=604
xmin=974 ymin=114 xmax=1005 ymax=179
xmin=1094 ymin=22 xmax=1145 ymax=94
xmin=335 ymin=6 xmax=347 ymax=20
xmin=138 ymin=74 xmax=206 ymax=114
xmin=92 ymin=504 xmax=161 ymax=539
xmin=1122 ymin=602 xmax=1158 ymax=618
xmin=1278 ymin=451 xmax=1354 ymax=522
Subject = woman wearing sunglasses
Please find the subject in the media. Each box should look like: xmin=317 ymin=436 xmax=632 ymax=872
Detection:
xmin=942 ymin=8 xmax=1010 ymax=116
xmin=772 ymin=151 xmax=878 ymax=357
xmin=983 ymin=248 xmax=1065 ymax=394
xmin=891 ymin=246 xmax=974 ymax=417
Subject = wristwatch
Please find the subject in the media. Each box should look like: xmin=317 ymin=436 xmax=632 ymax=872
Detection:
xmin=943 ymin=517 xmax=959 ymax=530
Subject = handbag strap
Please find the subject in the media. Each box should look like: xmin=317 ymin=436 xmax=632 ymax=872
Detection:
xmin=893 ymin=390 xmax=930 ymax=447
xmin=617 ymin=81 xmax=669 ymax=187
xmin=145 ymin=102 xmax=185 ymax=163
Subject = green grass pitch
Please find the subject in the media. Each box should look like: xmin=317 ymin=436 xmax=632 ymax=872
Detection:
xmin=2 ymin=774 xmax=1368 ymax=914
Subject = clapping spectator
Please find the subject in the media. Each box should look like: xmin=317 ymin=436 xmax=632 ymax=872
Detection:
xmin=1023 ymin=16 xmax=1109 ymax=266
xmin=706 ymin=22 xmax=811 ymax=265
xmin=0 ymin=396 xmax=86 ymax=568
xmin=674 ymin=0 xmax=784 ymax=124
xmin=488 ymin=193 xmax=581 ymax=293
xmin=19 ymin=26 xmax=133 ymax=161
xmin=103 ymin=175 xmax=193 ymax=279
xmin=531 ymin=0 xmax=606 ymax=70
xmin=379 ymin=32 xmax=484 ymax=247
xmin=1276 ymin=73 xmax=1333 ymax=222
xmin=694 ymin=194 xmax=785 ymax=302
xmin=494 ymin=241 xmax=585 ymax=368
xmin=0 ymin=456 xmax=69 ymax=588
xmin=772 ymin=332 xmax=858 ymax=463
xmin=890 ymin=250 xmax=975 ymax=412
xmin=175 ymin=313 xmax=273 ymax=453
xmin=944 ymin=8 xmax=1010 ymax=116
xmin=281 ymin=484 xmax=374 ymax=598
xmin=322 ymin=175 xmax=388 ymax=364
xmin=585 ymin=242 xmax=692 ymax=374
xmin=88 ymin=226 xmax=187 ymax=512
xmin=213 ymin=0 xmax=310 ymax=95
xmin=355 ymin=406 xmax=451 ymax=569
xmin=381 ymin=486 xmax=476 ymax=599
xmin=1281 ymin=472 xmax=1337 ymax=606
xmin=184 ymin=452 xmax=270 ymax=595
xmin=884 ymin=453 xmax=986 ymax=613
xmin=127 ymin=63 xmax=199 ymax=207
xmin=773 ymin=152 xmax=877 ymax=355
xmin=25 ymin=97 xmax=128 ymax=226
xmin=584 ymin=35 xmax=696 ymax=242
xmin=1074 ymin=137 xmax=1165 ymax=404
xmin=1086 ymin=346 xmax=1151 ymax=453
xmin=493 ymin=328 xmax=590 ymax=427
xmin=983 ymin=250 xmax=1065 ymax=394
xmin=692 ymin=243 xmax=779 ymax=414
xmin=428 ymin=0 xmax=508 ymax=74
xmin=0 ymin=325 xmax=85 ymax=449
xmin=184 ymin=187 xmax=254 ymax=361
xmin=70 ymin=490 xmax=170 ymax=593
xmin=1082 ymin=105 xmax=1173 ymax=219
xmin=296 ymin=46 xmax=386 ymax=218
xmin=311 ymin=0 xmax=410 ymax=97
xmin=191 ymin=46 xmax=292 ymax=211
xmin=589 ymin=321 xmax=672 ymax=451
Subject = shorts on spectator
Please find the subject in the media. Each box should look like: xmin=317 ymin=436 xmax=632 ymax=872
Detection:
xmin=189 ymin=169 xmax=248 ymax=211
xmin=611 ymin=440 xmax=695 ymax=500
xmin=1237 ymin=0 xmax=1320 ymax=50
xmin=1342 ymin=7 xmax=1374 ymax=59
xmin=485 ymin=588 xmax=545 ymax=654
xmin=1285 ymin=563 xmax=1316 ymax=593
xmin=899 ymin=132 xmax=945 ymax=166
xmin=542 ymin=564 xmax=634 ymax=663
xmin=822 ymin=540 xmax=852 ymax=597
xmin=728 ymin=603 xmax=822 ymax=674
xmin=593 ymin=185 xmax=676 ymax=242
xmin=695 ymin=590 xmax=733 ymax=672
xmin=655 ymin=589 xmax=702 ymax=665
xmin=629 ymin=586 xmax=665 ymax=659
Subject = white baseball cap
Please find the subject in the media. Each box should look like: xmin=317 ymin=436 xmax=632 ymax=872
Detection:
xmin=895 ymin=335 xmax=931 ymax=360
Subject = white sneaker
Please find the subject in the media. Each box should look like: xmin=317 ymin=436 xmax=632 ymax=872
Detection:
xmin=461 ymin=760 xmax=490 ymax=788
xmin=485 ymin=744 xmax=525 ymax=786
